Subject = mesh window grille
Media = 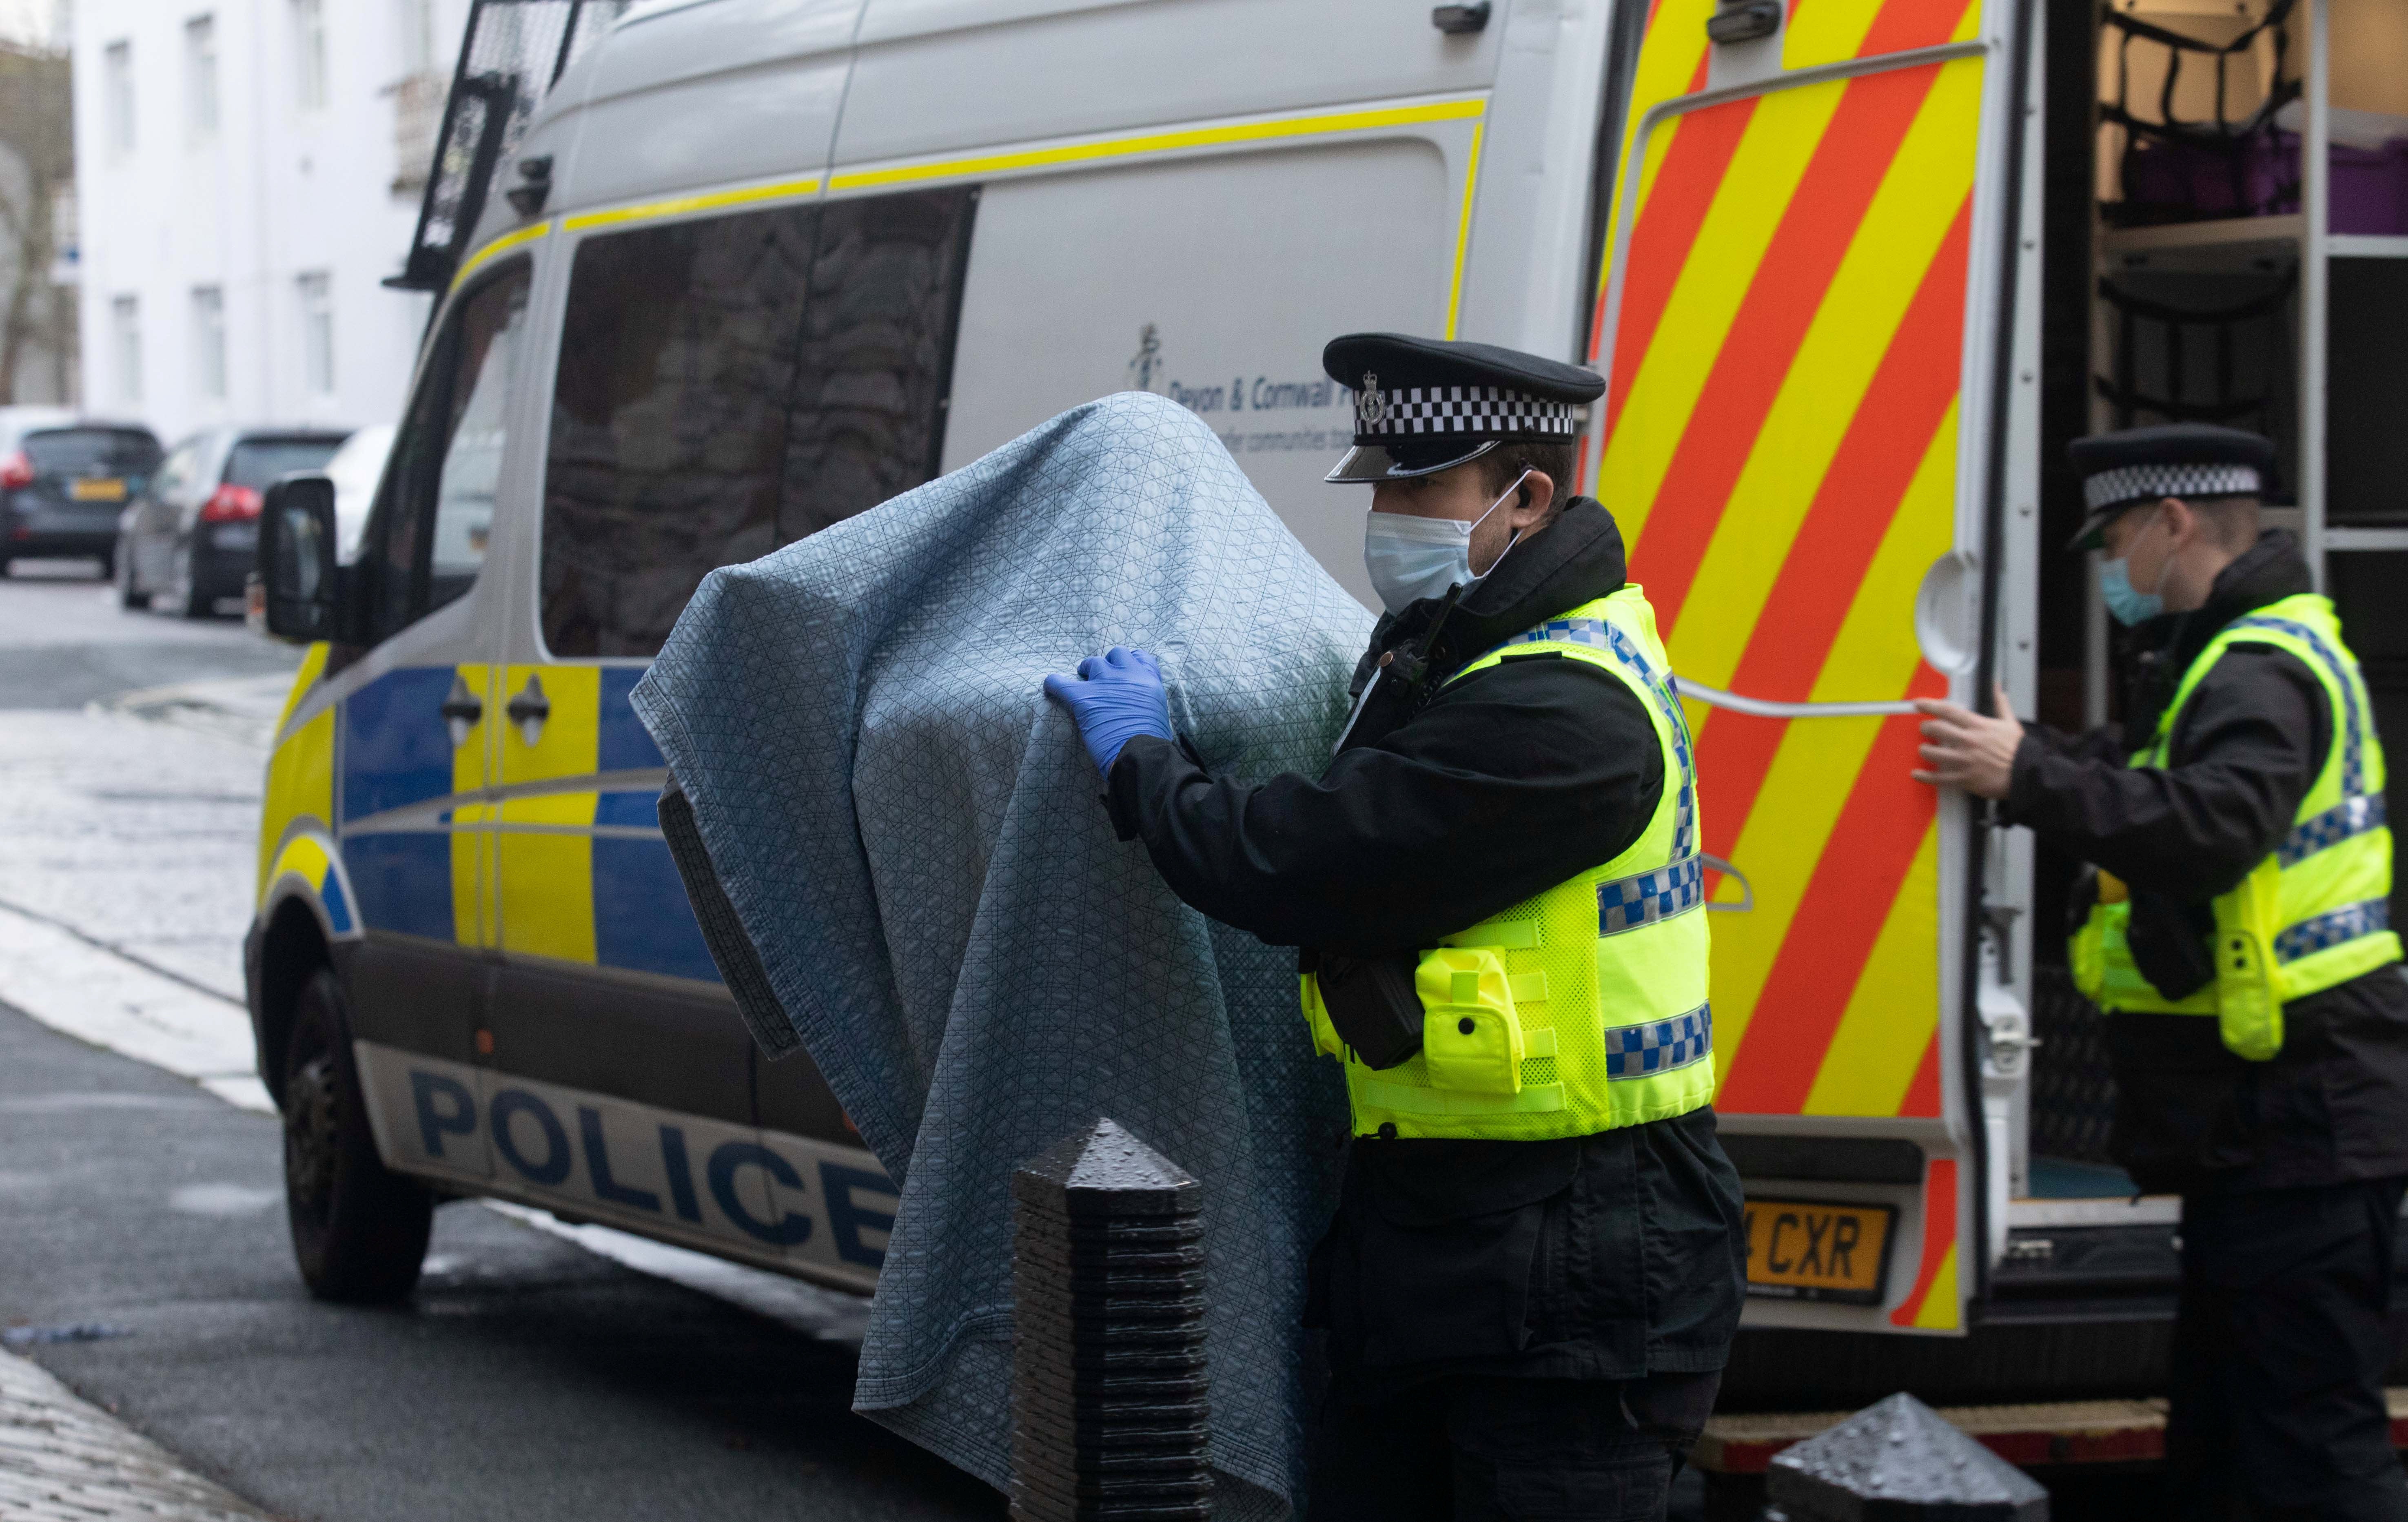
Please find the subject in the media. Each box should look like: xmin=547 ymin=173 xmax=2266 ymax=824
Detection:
xmin=2029 ymin=964 xmax=2118 ymax=1167
xmin=392 ymin=0 xmax=633 ymax=293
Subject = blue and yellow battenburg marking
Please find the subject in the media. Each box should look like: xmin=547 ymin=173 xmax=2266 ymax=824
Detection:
xmin=264 ymin=832 xmax=355 ymax=934
xmin=326 ymin=661 xmax=716 ymax=980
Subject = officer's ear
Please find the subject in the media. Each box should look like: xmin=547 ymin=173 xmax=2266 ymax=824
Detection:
xmin=1517 ymin=470 xmax=1557 ymax=525
xmin=2158 ymin=495 xmax=2196 ymax=549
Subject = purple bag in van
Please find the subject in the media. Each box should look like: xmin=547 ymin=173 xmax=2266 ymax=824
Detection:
xmin=2121 ymin=130 xmax=2293 ymax=223
xmin=2275 ymin=133 xmax=2408 ymax=235
xmin=2122 ymin=128 xmax=2408 ymax=234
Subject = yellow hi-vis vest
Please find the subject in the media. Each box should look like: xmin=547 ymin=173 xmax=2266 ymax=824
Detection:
xmin=2071 ymin=592 xmax=2400 ymax=1059
xmin=1301 ymin=587 xmax=1715 ymax=1140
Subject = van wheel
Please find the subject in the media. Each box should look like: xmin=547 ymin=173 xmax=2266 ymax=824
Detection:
xmin=283 ymin=968 xmax=432 ymax=1303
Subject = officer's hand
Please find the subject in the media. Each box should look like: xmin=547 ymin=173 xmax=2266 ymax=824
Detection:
xmin=1042 ymin=646 xmax=1173 ymax=779
xmin=1911 ymin=681 xmax=2022 ymax=801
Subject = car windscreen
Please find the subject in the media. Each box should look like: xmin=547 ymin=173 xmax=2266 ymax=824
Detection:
xmin=23 ymin=428 xmax=163 ymax=476
xmin=225 ymin=437 xmax=343 ymax=489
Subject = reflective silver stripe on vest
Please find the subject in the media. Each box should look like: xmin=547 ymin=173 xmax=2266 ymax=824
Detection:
xmin=2278 ymin=795 xmax=2388 ymax=867
xmin=2226 ymin=616 xmax=2370 ymax=797
xmin=1494 ymin=617 xmax=1698 ymax=859
xmin=2272 ymin=898 xmax=2392 ymax=963
xmin=1604 ymin=1003 xmax=1712 ymax=1079
xmin=1598 ymin=854 xmax=1705 ymax=936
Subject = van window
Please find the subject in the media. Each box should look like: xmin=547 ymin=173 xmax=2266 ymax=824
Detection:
xmin=540 ymin=188 xmax=974 ymax=658
xmin=363 ymin=261 xmax=531 ymax=644
xmin=778 ymin=190 xmax=976 ymax=540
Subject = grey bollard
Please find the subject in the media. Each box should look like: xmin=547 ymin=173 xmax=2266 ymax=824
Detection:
xmin=1009 ymin=1118 xmax=1211 ymax=1522
xmin=1765 ymin=1392 xmax=2047 ymax=1522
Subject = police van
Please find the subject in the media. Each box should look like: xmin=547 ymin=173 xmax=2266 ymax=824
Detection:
xmin=247 ymin=0 xmax=2408 ymax=1412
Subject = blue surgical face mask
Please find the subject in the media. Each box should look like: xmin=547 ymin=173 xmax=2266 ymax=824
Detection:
xmin=2098 ymin=510 xmax=2170 ymax=626
xmin=2098 ymin=557 xmax=2163 ymax=626
xmin=1362 ymin=470 xmax=1532 ymax=615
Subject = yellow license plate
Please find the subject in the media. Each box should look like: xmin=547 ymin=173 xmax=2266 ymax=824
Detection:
xmin=71 ymin=478 xmax=126 ymax=501
xmin=1743 ymin=1198 xmax=1896 ymax=1305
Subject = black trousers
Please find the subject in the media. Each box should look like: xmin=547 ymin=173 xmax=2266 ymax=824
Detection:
xmin=2166 ymin=1176 xmax=2408 ymax=1522
xmin=1307 ymin=1369 xmax=1721 ymax=1522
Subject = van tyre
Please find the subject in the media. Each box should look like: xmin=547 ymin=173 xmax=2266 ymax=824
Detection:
xmin=282 ymin=968 xmax=432 ymax=1303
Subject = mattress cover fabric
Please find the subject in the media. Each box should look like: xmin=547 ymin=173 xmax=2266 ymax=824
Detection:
xmin=631 ymin=392 xmax=1368 ymax=1517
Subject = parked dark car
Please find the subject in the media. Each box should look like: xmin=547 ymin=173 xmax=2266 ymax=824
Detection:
xmin=0 ymin=411 xmax=164 ymax=577
xmin=119 ymin=425 xmax=348 ymax=616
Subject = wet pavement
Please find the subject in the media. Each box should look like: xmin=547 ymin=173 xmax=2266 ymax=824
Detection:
xmin=0 ymin=559 xmax=299 ymax=711
xmin=0 ymin=1001 xmax=1002 ymax=1522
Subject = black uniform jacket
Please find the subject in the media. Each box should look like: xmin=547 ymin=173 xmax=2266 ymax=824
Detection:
xmin=2004 ymin=532 xmax=2408 ymax=1195
xmin=1104 ymin=498 xmax=1746 ymax=1384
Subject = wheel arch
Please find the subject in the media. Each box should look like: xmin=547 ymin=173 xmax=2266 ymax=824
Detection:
xmin=255 ymin=894 xmax=332 ymax=1105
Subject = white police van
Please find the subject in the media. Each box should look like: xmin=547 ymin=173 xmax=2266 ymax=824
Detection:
xmin=247 ymin=0 xmax=2408 ymax=1427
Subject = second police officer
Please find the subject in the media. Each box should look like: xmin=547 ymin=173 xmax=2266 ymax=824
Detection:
xmin=1914 ymin=423 xmax=2408 ymax=1522
xmin=1047 ymin=334 xmax=1745 ymax=1522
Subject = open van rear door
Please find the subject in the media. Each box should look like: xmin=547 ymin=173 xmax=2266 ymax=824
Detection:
xmin=1584 ymin=0 xmax=2022 ymax=1333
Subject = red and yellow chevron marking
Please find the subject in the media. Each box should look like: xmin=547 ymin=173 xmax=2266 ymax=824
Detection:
xmin=1786 ymin=0 xmax=1983 ymax=71
xmin=1590 ymin=0 xmax=1987 ymax=1126
xmin=1891 ymin=1157 xmax=1962 ymax=1329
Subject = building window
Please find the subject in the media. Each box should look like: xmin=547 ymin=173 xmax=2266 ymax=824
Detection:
xmin=192 ymin=287 xmax=226 ymax=400
xmin=298 ymin=272 xmax=333 ymax=395
xmin=104 ymin=41 xmax=134 ymax=155
xmin=184 ymin=17 xmax=217 ymax=140
xmin=111 ymin=295 xmax=142 ymax=405
xmin=293 ymin=0 xmax=328 ymax=111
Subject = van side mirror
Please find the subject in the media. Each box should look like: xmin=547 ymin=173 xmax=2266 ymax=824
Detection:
xmin=256 ymin=474 xmax=340 ymax=642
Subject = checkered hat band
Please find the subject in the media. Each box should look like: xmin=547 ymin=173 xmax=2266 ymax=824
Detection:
xmin=2082 ymin=462 xmax=2260 ymax=512
xmin=1360 ymin=386 xmax=1576 ymax=439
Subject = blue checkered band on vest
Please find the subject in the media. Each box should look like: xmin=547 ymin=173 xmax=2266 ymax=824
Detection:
xmin=1599 ymin=855 xmax=1705 ymax=936
xmin=2279 ymin=795 xmax=2388 ymax=868
xmin=1603 ymin=1004 xmax=1712 ymax=1079
xmin=2231 ymin=615 xmax=2368 ymax=798
xmin=1495 ymin=617 xmax=1697 ymax=860
xmin=2274 ymin=899 xmax=2393 ymax=964
xmin=1358 ymin=385 xmax=1577 ymax=439
xmin=2083 ymin=461 xmax=2260 ymax=512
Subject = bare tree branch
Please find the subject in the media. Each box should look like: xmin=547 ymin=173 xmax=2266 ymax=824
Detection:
xmin=0 ymin=41 xmax=75 ymax=405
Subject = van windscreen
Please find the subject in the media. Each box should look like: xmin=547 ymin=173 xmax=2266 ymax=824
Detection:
xmin=541 ymin=188 xmax=975 ymax=658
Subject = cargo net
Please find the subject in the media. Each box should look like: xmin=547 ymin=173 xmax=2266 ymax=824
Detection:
xmin=2099 ymin=0 xmax=2299 ymax=228
xmin=2028 ymin=964 xmax=2118 ymax=1166
xmin=392 ymin=0 xmax=633 ymax=292
xmin=2095 ymin=266 xmax=2297 ymax=448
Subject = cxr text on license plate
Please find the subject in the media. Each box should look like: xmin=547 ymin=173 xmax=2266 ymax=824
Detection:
xmin=1742 ymin=1197 xmax=1896 ymax=1305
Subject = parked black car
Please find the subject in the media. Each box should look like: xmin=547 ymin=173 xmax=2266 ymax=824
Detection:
xmin=119 ymin=425 xmax=348 ymax=616
xmin=0 ymin=411 xmax=164 ymax=576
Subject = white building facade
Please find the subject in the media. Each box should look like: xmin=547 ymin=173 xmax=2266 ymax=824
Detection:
xmin=72 ymin=0 xmax=468 ymax=443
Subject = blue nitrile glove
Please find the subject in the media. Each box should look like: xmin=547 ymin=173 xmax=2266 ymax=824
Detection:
xmin=1042 ymin=646 xmax=1173 ymax=778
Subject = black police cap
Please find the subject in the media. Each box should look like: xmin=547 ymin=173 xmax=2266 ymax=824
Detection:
xmin=2064 ymin=423 xmax=2278 ymax=551
xmin=1320 ymin=332 xmax=1604 ymax=483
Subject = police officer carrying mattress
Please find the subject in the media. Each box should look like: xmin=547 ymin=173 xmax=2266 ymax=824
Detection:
xmin=1046 ymin=334 xmax=1745 ymax=1522
xmin=1913 ymin=423 xmax=2408 ymax=1522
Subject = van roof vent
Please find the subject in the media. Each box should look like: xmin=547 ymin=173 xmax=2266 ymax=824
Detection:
xmin=387 ymin=0 xmax=632 ymax=295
